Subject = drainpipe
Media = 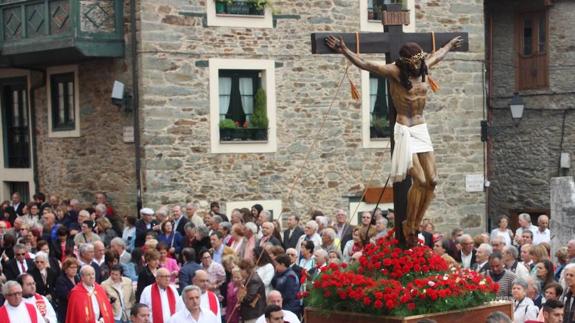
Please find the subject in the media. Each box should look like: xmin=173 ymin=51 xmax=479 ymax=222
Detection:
xmin=130 ymin=0 xmax=143 ymax=212
xmin=29 ymin=70 xmax=45 ymax=195
xmin=485 ymin=12 xmax=494 ymax=231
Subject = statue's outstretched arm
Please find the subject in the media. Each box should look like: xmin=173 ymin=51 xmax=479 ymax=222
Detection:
xmin=426 ymin=36 xmax=463 ymax=68
xmin=325 ymin=36 xmax=395 ymax=78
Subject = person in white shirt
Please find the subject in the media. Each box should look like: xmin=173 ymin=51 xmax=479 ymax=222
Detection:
xmin=140 ymin=268 xmax=182 ymax=323
xmin=130 ymin=303 xmax=151 ymax=323
xmin=0 ymin=280 xmax=45 ymax=323
xmin=532 ymin=214 xmax=551 ymax=246
xmin=20 ymin=273 xmax=57 ymax=323
xmin=167 ymin=285 xmax=219 ymax=323
xmin=254 ymin=290 xmax=300 ymax=323
xmin=192 ymin=270 xmax=222 ymax=323
xmin=514 ymin=213 xmax=538 ymax=246
xmin=262 ymin=304 xmax=285 ymax=323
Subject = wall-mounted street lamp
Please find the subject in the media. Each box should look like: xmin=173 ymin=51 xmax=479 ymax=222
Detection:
xmin=481 ymin=92 xmax=524 ymax=142
xmin=509 ymin=92 xmax=525 ymax=123
xmin=111 ymin=80 xmax=133 ymax=112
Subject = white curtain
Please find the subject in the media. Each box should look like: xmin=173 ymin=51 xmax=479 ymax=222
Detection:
xmin=67 ymin=81 xmax=75 ymax=122
xmin=370 ymin=78 xmax=378 ymax=113
xmin=238 ymin=78 xmax=254 ymax=117
xmin=219 ymin=77 xmax=232 ymax=119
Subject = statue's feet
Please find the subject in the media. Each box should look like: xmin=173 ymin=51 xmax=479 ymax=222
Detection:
xmin=402 ymin=221 xmax=419 ymax=248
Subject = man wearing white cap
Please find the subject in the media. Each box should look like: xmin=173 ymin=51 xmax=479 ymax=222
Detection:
xmin=136 ymin=208 xmax=158 ymax=248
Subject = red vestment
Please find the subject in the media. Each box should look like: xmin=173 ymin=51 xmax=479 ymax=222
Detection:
xmin=0 ymin=303 xmax=38 ymax=323
xmin=65 ymin=283 xmax=114 ymax=323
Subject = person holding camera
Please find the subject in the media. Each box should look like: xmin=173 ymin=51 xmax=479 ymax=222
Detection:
xmin=102 ymin=264 xmax=136 ymax=323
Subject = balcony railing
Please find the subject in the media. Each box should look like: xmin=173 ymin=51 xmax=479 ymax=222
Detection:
xmin=0 ymin=0 xmax=124 ymax=66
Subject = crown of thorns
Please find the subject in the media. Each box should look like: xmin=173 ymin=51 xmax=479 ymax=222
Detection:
xmin=398 ymin=52 xmax=426 ymax=68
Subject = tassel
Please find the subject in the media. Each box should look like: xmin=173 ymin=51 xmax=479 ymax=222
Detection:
xmin=350 ymin=80 xmax=360 ymax=101
xmin=427 ymin=76 xmax=440 ymax=93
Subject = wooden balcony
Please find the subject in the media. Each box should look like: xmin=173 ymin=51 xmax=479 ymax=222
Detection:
xmin=0 ymin=0 xmax=124 ymax=67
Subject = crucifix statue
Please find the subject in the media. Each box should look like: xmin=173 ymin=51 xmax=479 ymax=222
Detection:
xmin=311 ymin=4 xmax=469 ymax=247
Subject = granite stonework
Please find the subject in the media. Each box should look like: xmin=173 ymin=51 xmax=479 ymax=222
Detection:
xmin=550 ymin=176 xmax=575 ymax=257
xmin=137 ymin=0 xmax=486 ymax=233
xmin=33 ymin=61 xmax=137 ymax=217
xmin=486 ymin=0 xmax=575 ymax=224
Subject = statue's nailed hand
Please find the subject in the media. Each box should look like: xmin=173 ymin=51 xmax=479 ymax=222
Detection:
xmin=450 ymin=36 xmax=463 ymax=49
xmin=325 ymin=36 xmax=347 ymax=53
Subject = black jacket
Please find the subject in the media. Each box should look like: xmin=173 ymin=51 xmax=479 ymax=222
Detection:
xmin=50 ymin=238 xmax=75 ymax=261
xmin=136 ymin=266 xmax=156 ymax=302
xmin=28 ymin=266 xmax=58 ymax=297
xmin=135 ymin=219 xmax=158 ymax=248
xmin=174 ymin=216 xmax=190 ymax=237
xmin=282 ymin=226 xmax=304 ymax=250
xmin=3 ymin=258 xmax=34 ymax=281
xmin=54 ymin=273 xmax=79 ymax=322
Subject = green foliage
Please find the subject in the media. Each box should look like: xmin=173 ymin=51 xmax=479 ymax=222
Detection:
xmin=371 ymin=117 xmax=389 ymax=130
xmin=251 ymin=88 xmax=268 ymax=129
xmin=248 ymin=0 xmax=269 ymax=10
xmin=219 ymin=119 xmax=237 ymax=129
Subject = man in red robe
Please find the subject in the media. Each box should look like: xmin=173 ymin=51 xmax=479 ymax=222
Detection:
xmin=0 ymin=281 xmax=44 ymax=323
xmin=66 ymin=265 xmax=114 ymax=323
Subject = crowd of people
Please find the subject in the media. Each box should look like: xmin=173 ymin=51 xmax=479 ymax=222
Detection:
xmin=0 ymin=191 xmax=574 ymax=323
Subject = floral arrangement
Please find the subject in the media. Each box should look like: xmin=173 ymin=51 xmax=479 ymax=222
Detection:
xmin=302 ymin=232 xmax=499 ymax=317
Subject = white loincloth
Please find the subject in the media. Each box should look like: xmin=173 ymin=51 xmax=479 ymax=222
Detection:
xmin=390 ymin=123 xmax=433 ymax=182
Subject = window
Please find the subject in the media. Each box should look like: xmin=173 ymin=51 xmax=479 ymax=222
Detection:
xmin=47 ymin=66 xmax=80 ymax=137
xmin=369 ymin=74 xmax=391 ymax=139
xmin=4 ymin=181 xmax=30 ymax=203
xmin=1 ymin=78 xmax=30 ymax=168
xmin=209 ymin=59 xmax=277 ymax=153
xmin=360 ymin=0 xmax=415 ymax=33
xmin=215 ymin=0 xmax=264 ymax=16
xmin=515 ymin=11 xmax=548 ymax=90
xmin=361 ymin=70 xmax=391 ymax=148
xmin=218 ymin=70 xmax=268 ymax=142
xmin=367 ymin=0 xmax=402 ymax=22
xmin=50 ymin=73 xmax=75 ymax=131
xmin=219 ymin=70 xmax=260 ymax=125
xmin=207 ymin=0 xmax=273 ymax=28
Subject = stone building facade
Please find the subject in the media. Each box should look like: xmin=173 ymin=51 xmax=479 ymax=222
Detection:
xmin=0 ymin=0 xmax=136 ymax=216
xmin=138 ymin=0 xmax=486 ymax=232
xmin=485 ymin=0 xmax=575 ymax=228
xmin=1 ymin=0 xmax=487 ymax=233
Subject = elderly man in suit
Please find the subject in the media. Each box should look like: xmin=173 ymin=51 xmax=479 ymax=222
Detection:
xmin=455 ymin=234 xmax=476 ymax=269
xmin=282 ymin=215 xmax=304 ymax=250
xmin=110 ymin=237 xmax=132 ymax=265
xmin=333 ymin=209 xmax=354 ymax=252
xmin=3 ymin=244 xmax=34 ymax=281
xmin=135 ymin=208 xmax=158 ymax=248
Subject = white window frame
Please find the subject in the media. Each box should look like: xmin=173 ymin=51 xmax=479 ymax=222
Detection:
xmin=206 ymin=0 xmax=273 ymax=28
xmin=47 ymin=65 xmax=80 ymax=138
xmin=209 ymin=58 xmax=277 ymax=153
xmin=224 ymin=199 xmax=282 ymax=221
xmin=361 ymin=70 xmax=391 ymax=149
xmin=360 ymin=0 xmax=416 ymax=32
xmin=0 ymin=68 xmax=36 ymax=199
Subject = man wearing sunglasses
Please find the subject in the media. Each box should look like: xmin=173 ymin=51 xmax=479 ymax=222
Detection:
xmin=3 ymin=244 xmax=34 ymax=281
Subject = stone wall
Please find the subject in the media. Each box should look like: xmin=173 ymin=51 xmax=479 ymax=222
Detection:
xmin=33 ymin=59 xmax=137 ymax=217
xmin=138 ymin=0 xmax=486 ymax=234
xmin=486 ymin=0 xmax=575 ymax=224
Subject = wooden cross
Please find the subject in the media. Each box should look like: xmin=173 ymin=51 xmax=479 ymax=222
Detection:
xmin=311 ymin=4 xmax=469 ymax=245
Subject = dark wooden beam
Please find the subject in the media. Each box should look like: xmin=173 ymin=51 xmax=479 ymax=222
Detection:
xmin=311 ymin=32 xmax=469 ymax=55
